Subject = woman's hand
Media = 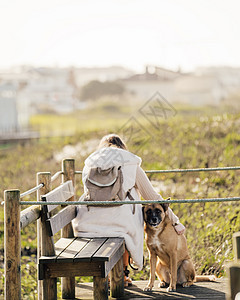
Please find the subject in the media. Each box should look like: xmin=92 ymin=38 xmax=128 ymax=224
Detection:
xmin=174 ymin=223 xmax=185 ymax=235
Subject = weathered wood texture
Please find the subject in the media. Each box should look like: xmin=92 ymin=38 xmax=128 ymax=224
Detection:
xmin=93 ymin=276 xmax=109 ymax=300
xmin=227 ymin=264 xmax=240 ymax=300
xmin=61 ymin=159 xmax=75 ymax=299
xmin=61 ymin=159 xmax=75 ymax=238
xmin=110 ymin=256 xmax=124 ymax=298
xmin=37 ymin=172 xmax=57 ymax=300
xmin=20 ymin=205 xmax=41 ymax=229
xmin=226 ymin=232 xmax=240 ymax=300
xmin=46 ymin=205 xmax=76 ymax=236
xmin=76 ymin=278 xmax=227 ymax=300
xmin=39 ymin=237 xmax=125 ymax=299
xmin=4 ymin=189 xmax=21 ymax=300
xmin=41 ymin=180 xmax=74 ymax=213
xmin=233 ymin=232 xmax=240 ymax=261
xmin=39 ymin=237 xmax=124 ymax=274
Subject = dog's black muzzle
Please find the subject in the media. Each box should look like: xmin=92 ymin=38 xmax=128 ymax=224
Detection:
xmin=146 ymin=211 xmax=162 ymax=227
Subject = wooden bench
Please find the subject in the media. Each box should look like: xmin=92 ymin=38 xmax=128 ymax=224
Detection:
xmin=38 ymin=174 xmax=125 ymax=299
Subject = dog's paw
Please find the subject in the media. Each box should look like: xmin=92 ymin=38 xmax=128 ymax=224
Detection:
xmin=166 ymin=286 xmax=176 ymax=292
xmin=182 ymin=281 xmax=193 ymax=288
xmin=143 ymin=286 xmax=153 ymax=292
xmin=209 ymin=275 xmax=216 ymax=282
xmin=159 ymin=281 xmax=168 ymax=288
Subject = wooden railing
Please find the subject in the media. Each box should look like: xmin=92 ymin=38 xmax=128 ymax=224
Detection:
xmin=3 ymin=159 xmax=240 ymax=299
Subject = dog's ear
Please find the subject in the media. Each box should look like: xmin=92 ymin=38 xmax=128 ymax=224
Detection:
xmin=161 ymin=197 xmax=171 ymax=211
xmin=142 ymin=205 xmax=145 ymax=218
xmin=161 ymin=197 xmax=170 ymax=211
xmin=161 ymin=202 xmax=169 ymax=212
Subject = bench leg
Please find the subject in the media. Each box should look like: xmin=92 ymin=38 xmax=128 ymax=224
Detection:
xmin=62 ymin=277 xmax=75 ymax=299
xmin=42 ymin=278 xmax=57 ymax=300
xmin=93 ymin=276 xmax=109 ymax=300
xmin=228 ymin=264 xmax=240 ymax=300
xmin=110 ymin=256 xmax=124 ymax=298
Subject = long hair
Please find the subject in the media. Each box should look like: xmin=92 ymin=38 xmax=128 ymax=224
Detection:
xmin=98 ymin=134 xmax=127 ymax=150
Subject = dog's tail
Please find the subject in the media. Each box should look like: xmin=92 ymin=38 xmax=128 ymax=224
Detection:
xmin=195 ymin=275 xmax=216 ymax=282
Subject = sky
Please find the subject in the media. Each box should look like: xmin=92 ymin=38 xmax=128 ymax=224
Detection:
xmin=1 ymin=0 xmax=240 ymax=72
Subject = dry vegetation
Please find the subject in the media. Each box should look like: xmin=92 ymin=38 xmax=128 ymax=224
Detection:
xmin=0 ymin=101 xmax=240 ymax=298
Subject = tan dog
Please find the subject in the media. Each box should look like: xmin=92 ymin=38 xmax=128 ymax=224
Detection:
xmin=143 ymin=203 xmax=215 ymax=292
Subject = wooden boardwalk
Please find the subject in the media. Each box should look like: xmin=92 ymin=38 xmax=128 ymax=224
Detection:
xmin=75 ymin=278 xmax=228 ymax=299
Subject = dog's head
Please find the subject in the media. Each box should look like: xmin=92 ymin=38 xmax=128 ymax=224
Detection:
xmin=143 ymin=202 xmax=169 ymax=228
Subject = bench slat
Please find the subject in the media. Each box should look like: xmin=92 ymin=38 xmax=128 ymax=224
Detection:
xmin=55 ymin=238 xmax=76 ymax=256
xmin=42 ymin=180 xmax=74 ymax=213
xmin=74 ymin=238 xmax=108 ymax=262
xmin=39 ymin=237 xmax=125 ymax=279
xmin=104 ymin=242 xmax=125 ymax=277
xmin=57 ymin=238 xmax=91 ymax=262
xmin=92 ymin=238 xmax=124 ymax=262
xmin=46 ymin=205 xmax=76 ymax=236
xmin=39 ymin=238 xmax=75 ymax=264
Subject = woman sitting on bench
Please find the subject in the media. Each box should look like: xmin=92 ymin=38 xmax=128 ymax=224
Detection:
xmin=73 ymin=134 xmax=185 ymax=286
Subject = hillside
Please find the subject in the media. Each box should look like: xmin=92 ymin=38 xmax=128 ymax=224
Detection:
xmin=0 ymin=103 xmax=240 ymax=298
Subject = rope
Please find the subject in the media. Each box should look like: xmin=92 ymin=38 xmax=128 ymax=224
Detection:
xmin=9 ymin=165 xmax=240 ymax=201
xmin=19 ymin=197 xmax=240 ymax=206
xmin=75 ymin=166 xmax=240 ymax=175
xmin=145 ymin=166 xmax=240 ymax=173
xmin=51 ymin=171 xmax=63 ymax=182
xmin=20 ymin=183 xmax=44 ymax=199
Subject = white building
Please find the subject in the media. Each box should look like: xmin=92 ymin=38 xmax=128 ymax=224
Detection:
xmin=25 ymin=67 xmax=80 ymax=114
xmin=122 ymin=65 xmax=233 ymax=106
xmin=0 ymin=81 xmax=31 ymax=134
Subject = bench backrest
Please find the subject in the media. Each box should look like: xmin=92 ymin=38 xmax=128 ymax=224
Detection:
xmin=41 ymin=180 xmax=76 ymax=236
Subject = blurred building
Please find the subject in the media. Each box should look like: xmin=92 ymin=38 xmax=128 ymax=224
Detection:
xmin=24 ymin=67 xmax=81 ymax=114
xmin=122 ymin=65 xmax=240 ymax=105
xmin=0 ymin=81 xmax=30 ymax=134
xmin=122 ymin=66 xmax=182 ymax=102
xmin=74 ymin=66 xmax=134 ymax=87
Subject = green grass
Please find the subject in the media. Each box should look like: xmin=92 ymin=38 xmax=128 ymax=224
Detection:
xmin=0 ymin=101 xmax=240 ymax=298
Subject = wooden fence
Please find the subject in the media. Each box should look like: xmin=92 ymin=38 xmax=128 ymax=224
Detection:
xmin=3 ymin=159 xmax=240 ymax=299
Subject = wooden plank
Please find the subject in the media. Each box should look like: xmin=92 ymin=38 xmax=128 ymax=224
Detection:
xmin=92 ymin=237 xmax=124 ymax=261
xmin=38 ymin=255 xmax=58 ymax=264
xmin=57 ymin=237 xmax=90 ymax=262
xmin=55 ymin=237 xmax=76 ymax=256
xmin=41 ymin=180 xmax=74 ymax=213
xmin=39 ymin=238 xmax=89 ymax=263
xmin=61 ymin=160 xmax=75 ymax=300
xmin=20 ymin=205 xmax=41 ymax=229
xmin=227 ymin=263 xmax=240 ymax=300
xmin=76 ymin=278 xmax=227 ymax=300
xmin=93 ymin=276 xmax=109 ymax=300
xmin=110 ymin=256 xmax=124 ymax=298
xmin=233 ymin=232 xmax=240 ymax=261
xmin=44 ymin=261 xmax=103 ymax=278
xmin=37 ymin=172 xmax=57 ymax=300
xmin=104 ymin=243 xmax=125 ymax=277
xmin=74 ymin=238 xmax=108 ymax=262
xmin=4 ymin=190 xmax=21 ymax=300
xmin=38 ymin=237 xmax=76 ymax=263
xmin=46 ymin=205 xmax=76 ymax=236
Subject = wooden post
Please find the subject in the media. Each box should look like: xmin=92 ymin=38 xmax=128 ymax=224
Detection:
xmin=227 ymin=232 xmax=240 ymax=300
xmin=227 ymin=264 xmax=240 ymax=300
xmin=37 ymin=172 xmax=57 ymax=300
xmin=4 ymin=190 xmax=21 ymax=300
xmin=93 ymin=276 xmax=109 ymax=300
xmin=61 ymin=159 xmax=75 ymax=299
xmin=233 ymin=232 xmax=240 ymax=261
xmin=110 ymin=256 xmax=124 ymax=298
